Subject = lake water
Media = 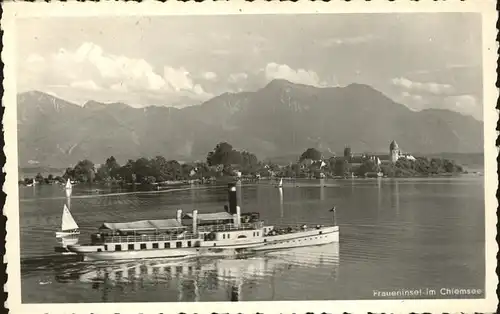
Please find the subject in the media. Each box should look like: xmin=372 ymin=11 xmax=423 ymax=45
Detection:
xmin=19 ymin=177 xmax=485 ymax=302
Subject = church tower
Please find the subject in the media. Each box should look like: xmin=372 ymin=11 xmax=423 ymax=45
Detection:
xmin=390 ymin=140 xmax=400 ymax=163
xmin=344 ymin=145 xmax=352 ymax=162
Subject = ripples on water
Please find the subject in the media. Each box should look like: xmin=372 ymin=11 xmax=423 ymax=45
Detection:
xmin=19 ymin=177 xmax=485 ymax=302
xmin=21 ymin=244 xmax=341 ymax=302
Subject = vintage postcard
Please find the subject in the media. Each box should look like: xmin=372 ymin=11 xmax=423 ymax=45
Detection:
xmin=2 ymin=1 xmax=498 ymax=314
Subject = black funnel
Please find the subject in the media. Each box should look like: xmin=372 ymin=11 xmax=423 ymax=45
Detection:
xmin=227 ymin=183 xmax=237 ymax=214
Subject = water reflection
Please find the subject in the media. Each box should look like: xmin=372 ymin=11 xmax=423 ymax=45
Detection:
xmin=279 ymin=188 xmax=284 ymax=219
xmin=190 ymin=182 xmax=196 ymax=203
xmin=53 ymin=243 xmax=339 ymax=302
xmin=391 ymin=180 xmax=400 ymax=217
xmin=320 ymin=179 xmax=325 ymax=201
xmin=377 ymin=178 xmax=381 ymax=212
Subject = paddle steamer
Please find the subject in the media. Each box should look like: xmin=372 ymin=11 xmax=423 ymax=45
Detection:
xmin=67 ymin=183 xmax=339 ymax=261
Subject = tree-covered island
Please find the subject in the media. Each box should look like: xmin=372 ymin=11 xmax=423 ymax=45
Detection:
xmin=19 ymin=141 xmax=465 ymax=186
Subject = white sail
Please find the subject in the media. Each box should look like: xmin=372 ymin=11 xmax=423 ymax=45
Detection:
xmin=61 ymin=204 xmax=79 ymax=231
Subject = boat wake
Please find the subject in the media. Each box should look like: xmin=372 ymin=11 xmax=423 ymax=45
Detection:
xmin=19 ymin=184 xmax=237 ymax=203
xmin=38 ymin=280 xmax=52 ymax=285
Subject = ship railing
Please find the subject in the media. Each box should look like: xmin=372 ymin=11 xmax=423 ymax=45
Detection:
xmin=263 ymin=223 xmax=335 ymax=237
xmin=273 ymin=221 xmax=336 ymax=228
xmin=103 ymin=233 xmax=202 ymax=243
xmin=197 ymin=221 xmax=263 ymax=233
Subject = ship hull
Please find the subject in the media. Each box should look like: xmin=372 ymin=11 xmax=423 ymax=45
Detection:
xmin=55 ymin=231 xmax=80 ymax=238
xmin=252 ymin=226 xmax=339 ymax=251
xmin=70 ymin=245 xmax=256 ymax=261
xmin=67 ymin=226 xmax=339 ymax=261
xmin=80 ymin=248 xmax=199 ymax=261
xmin=53 ymin=246 xmax=78 ymax=255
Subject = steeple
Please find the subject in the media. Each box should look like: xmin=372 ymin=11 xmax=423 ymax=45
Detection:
xmin=390 ymin=140 xmax=399 ymax=151
xmin=390 ymin=140 xmax=400 ymax=163
xmin=343 ymin=145 xmax=352 ymax=158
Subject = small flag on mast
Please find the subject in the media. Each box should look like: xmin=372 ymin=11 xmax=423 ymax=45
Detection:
xmin=330 ymin=206 xmax=337 ymax=225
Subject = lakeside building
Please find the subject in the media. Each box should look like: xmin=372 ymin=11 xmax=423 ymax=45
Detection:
xmin=335 ymin=140 xmax=416 ymax=176
xmin=299 ymin=159 xmax=326 ymax=169
xmin=346 ymin=140 xmax=415 ymax=165
xmin=387 ymin=140 xmax=416 ymax=163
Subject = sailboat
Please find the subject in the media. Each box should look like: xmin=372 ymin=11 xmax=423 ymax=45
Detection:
xmin=54 ymin=235 xmax=79 ymax=255
xmin=55 ymin=204 xmax=80 ymax=238
xmin=275 ymin=178 xmax=283 ymax=188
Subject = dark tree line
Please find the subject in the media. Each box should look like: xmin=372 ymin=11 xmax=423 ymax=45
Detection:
xmin=58 ymin=142 xmax=262 ymax=184
xmin=380 ymin=157 xmax=464 ymax=177
xmin=206 ymin=142 xmax=260 ymax=176
xmin=75 ymin=156 xmax=216 ymax=184
xmin=21 ymin=144 xmax=466 ymax=186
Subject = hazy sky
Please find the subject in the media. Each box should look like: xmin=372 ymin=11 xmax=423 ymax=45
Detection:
xmin=17 ymin=13 xmax=483 ymax=120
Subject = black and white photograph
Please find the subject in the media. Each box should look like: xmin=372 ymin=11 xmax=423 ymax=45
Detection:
xmin=3 ymin=2 xmax=497 ymax=313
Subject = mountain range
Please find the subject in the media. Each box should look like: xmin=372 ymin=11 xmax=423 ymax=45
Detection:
xmin=17 ymin=79 xmax=483 ymax=168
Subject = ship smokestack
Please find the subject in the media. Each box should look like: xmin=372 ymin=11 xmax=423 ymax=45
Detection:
xmin=233 ymin=205 xmax=241 ymax=228
xmin=176 ymin=209 xmax=183 ymax=224
xmin=228 ymin=183 xmax=238 ymax=215
xmin=192 ymin=209 xmax=198 ymax=234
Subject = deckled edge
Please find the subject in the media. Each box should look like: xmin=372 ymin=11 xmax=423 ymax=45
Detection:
xmin=495 ymin=0 xmax=500 ymax=311
xmin=1 ymin=1 xmax=6 ymax=314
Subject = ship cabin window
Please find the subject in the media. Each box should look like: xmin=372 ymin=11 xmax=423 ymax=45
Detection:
xmin=164 ymin=242 xmax=170 ymax=249
xmin=187 ymin=241 xmax=192 ymax=247
xmin=227 ymin=234 xmax=230 ymax=239
xmin=97 ymin=248 xmax=102 ymax=252
xmin=223 ymin=234 xmax=226 ymax=239
xmin=176 ymin=266 xmax=183 ymax=274
xmin=237 ymin=235 xmax=247 ymax=239
xmin=104 ymin=245 xmax=108 ymax=251
xmin=319 ymin=231 xmax=323 ymax=235
xmin=115 ymin=245 xmax=122 ymax=251
xmin=257 ymin=232 xmax=259 ymax=236
xmin=152 ymin=243 xmax=159 ymax=249
xmin=176 ymin=241 xmax=182 ymax=248
xmin=194 ymin=241 xmax=201 ymax=247
xmin=128 ymin=244 xmax=134 ymax=250
xmin=140 ymin=243 xmax=146 ymax=250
